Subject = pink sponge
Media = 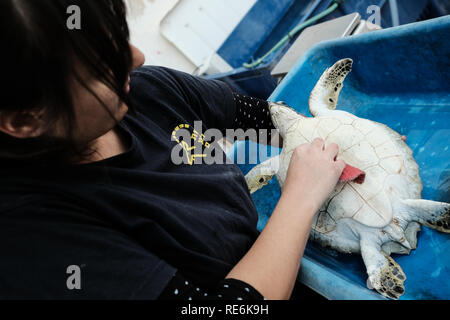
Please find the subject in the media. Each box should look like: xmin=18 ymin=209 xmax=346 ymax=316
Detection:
xmin=340 ymin=164 xmax=366 ymax=184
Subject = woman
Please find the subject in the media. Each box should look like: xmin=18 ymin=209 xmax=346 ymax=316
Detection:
xmin=0 ymin=0 xmax=345 ymax=300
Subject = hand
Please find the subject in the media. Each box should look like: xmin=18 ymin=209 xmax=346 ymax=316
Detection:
xmin=228 ymin=137 xmax=345 ymax=300
xmin=281 ymin=138 xmax=346 ymax=214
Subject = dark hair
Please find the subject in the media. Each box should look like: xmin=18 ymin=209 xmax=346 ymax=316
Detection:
xmin=0 ymin=0 xmax=133 ymax=164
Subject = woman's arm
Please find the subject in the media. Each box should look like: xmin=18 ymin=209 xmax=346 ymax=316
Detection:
xmin=226 ymin=138 xmax=345 ymax=300
xmin=231 ymin=93 xmax=282 ymax=147
xmin=158 ymin=271 xmax=264 ymax=300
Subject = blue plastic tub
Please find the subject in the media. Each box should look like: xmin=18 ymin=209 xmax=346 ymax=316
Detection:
xmin=207 ymin=0 xmax=449 ymax=99
xmin=229 ymin=15 xmax=450 ymax=300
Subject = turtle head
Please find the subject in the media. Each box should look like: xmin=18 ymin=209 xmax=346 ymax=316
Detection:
xmin=269 ymin=101 xmax=304 ymax=139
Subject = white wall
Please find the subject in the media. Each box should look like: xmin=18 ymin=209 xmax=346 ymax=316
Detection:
xmin=126 ymin=0 xmax=196 ymax=73
xmin=126 ymin=0 xmax=256 ymax=75
xmin=160 ymin=0 xmax=256 ymax=74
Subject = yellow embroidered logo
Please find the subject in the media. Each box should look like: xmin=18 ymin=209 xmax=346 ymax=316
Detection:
xmin=171 ymin=124 xmax=211 ymax=165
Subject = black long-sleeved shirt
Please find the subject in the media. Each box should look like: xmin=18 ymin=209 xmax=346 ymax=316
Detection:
xmin=0 ymin=66 xmax=275 ymax=299
xmin=159 ymin=92 xmax=274 ymax=300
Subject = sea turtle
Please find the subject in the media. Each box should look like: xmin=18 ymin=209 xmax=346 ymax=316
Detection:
xmin=245 ymin=58 xmax=450 ymax=299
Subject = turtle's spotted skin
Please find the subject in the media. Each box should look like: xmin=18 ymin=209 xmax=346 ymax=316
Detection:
xmin=245 ymin=59 xmax=450 ymax=300
xmin=426 ymin=207 xmax=450 ymax=232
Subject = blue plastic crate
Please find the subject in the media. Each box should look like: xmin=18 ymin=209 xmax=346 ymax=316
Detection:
xmin=229 ymin=15 xmax=450 ymax=300
xmin=207 ymin=0 xmax=449 ymax=99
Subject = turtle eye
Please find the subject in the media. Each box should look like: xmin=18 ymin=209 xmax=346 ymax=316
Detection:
xmin=259 ymin=178 xmax=265 ymax=183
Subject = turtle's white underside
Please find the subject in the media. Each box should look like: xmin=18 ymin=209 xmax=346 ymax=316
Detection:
xmin=279 ymin=113 xmax=421 ymax=229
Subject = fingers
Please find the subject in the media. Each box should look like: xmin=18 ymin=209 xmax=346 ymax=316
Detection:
xmin=312 ymin=138 xmax=325 ymax=150
xmin=313 ymin=139 xmax=339 ymax=160
xmin=312 ymin=139 xmax=339 ymax=157
xmin=323 ymin=143 xmax=345 ymax=175
xmin=324 ymin=143 xmax=339 ymax=160
xmin=307 ymin=139 xmax=344 ymax=170
xmin=311 ymin=139 xmax=344 ymax=174
xmin=334 ymin=159 xmax=346 ymax=173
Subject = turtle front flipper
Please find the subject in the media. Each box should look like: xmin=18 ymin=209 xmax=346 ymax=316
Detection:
xmin=309 ymin=58 xmax=353 ymax=117
xmin=245 ymin=155 xmax=280 ymax=194
xmin=360 ymin=239 xmax=406 ymax=299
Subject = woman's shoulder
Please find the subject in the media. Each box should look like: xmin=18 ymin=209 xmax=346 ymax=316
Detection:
xmin=130 ymin=65 xmax=190 ymax=93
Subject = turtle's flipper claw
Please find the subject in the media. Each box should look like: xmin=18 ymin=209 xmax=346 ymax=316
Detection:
xmin=373 ymin=253 xmax=406 ymax=300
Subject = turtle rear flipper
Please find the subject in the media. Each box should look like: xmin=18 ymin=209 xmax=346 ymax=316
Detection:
xmin=309 ymin=58 xmax=353 ymax=117
xmin=400 ymin=199 xmax=450 ymax=233
xmin=361 ymin=240 xmax=406 ymax=300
